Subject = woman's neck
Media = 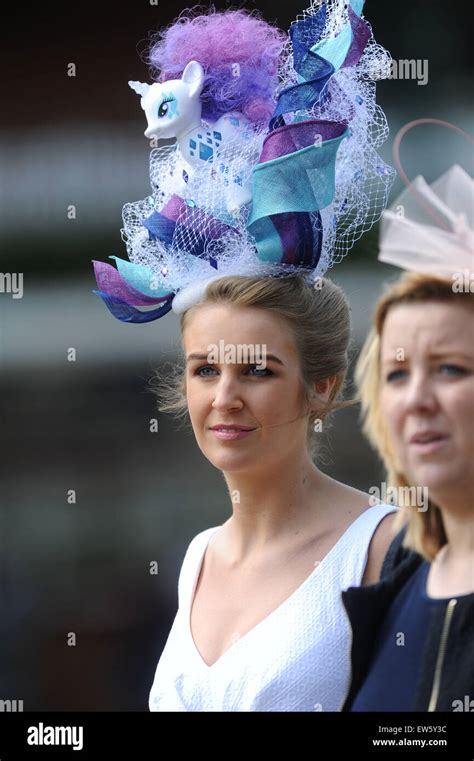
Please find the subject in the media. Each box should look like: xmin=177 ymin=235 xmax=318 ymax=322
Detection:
xmin=439 ymin=507 xmax=474 ymax=558
xmin=427 ymin=509 xmax=474 ymax=597
xmin=221 ymin=456 xmax=328 ymax=551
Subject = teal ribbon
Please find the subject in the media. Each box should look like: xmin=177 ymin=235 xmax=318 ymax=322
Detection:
xmin=247 ymin=127 xmax=349 ymax=230
xmin=110 ymin=256 xmax=173 ymax=298
xmin=311 ymin=0 xmax=365 ymax=70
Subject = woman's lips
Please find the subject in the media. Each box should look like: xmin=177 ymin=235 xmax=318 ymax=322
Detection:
xmin=409 ymin=432 xmax=449 ymax=454
xmin=210 ymin=428 xmax=256 ymax=441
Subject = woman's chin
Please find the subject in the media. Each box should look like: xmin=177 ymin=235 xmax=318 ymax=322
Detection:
xmin=201 ymin=443 xmax=266 ymax=473
xmin=408 ymin=462 xmax=469 ymax=503
xmin=209 ymin=452 xmax=262 ymax=473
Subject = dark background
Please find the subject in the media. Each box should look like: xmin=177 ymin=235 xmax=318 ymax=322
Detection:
xmin=0 ymin=0 xmax=472 ymax=710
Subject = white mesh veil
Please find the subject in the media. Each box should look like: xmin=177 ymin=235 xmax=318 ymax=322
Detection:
xmin=103 ymin=0 xmax=395 ymax=319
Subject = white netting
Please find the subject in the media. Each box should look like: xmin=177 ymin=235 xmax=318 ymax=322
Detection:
xmin=120 ymin=0 xmax=395 ymax=304
xmin=122 ymin=125 xmax=269 ymax=293
xmin=278 ymin=0 xmax=395 ymax=276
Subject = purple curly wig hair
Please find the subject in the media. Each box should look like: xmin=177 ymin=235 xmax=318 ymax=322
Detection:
xmin=147 ymin=7 xmax=287 ymax=124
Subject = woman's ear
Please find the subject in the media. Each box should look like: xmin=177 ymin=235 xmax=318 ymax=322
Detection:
xmin=312 ymin=374 xmax=338 ymax=404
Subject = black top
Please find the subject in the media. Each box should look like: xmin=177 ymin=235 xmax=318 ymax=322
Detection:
xmin=341 ymin=530 xmax=474 ymax=712
xmin=350 ymin=562 xmax=471 ymax=711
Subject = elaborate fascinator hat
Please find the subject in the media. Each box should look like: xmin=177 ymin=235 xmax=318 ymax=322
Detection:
xmin=93 ymin=1 xmax=395 ymax=323
xmin=379 ymin=119 xmax=474 ymax=277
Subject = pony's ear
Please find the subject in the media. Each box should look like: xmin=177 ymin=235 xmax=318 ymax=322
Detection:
xmin=181 ymin=61 xmax=205 ymax=99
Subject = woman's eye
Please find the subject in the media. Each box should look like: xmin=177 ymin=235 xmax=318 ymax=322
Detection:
xmin=439 ymin=364 xmax=468 ymax=377
xmin=385 ymin=368 xmax=407 ymax=383
xmin=194 ymin=365 xmax=217 ymax=377
xmin=193 ymin=365 xmax=273 ymax=378
xmin=247 ymin=365 xmax=273 ymax=377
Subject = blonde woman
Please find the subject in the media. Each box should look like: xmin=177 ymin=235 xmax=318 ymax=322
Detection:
xmin=91 ymin=3 xmax=396 ymax=711
xmin=148 ymin=274 xmax=396 ymax=711
xmin=342 ymin=166 xmax=474 ymax=712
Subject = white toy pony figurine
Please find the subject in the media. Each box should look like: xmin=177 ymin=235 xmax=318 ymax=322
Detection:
xmin=129 ymin=61 xmax=254 ymax=214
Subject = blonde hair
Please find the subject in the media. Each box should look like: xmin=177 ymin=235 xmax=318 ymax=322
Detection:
xmin=152 ymin=273 xmax=353 ymax=460
xmin=355 ymin=271 xmax=474 ymax=559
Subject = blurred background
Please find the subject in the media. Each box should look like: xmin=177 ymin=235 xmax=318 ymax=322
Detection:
xmin=1 ymin=0 xmax=472 ymax=710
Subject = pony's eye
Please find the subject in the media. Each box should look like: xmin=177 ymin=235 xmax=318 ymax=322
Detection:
xmin=157 ymin=95 xmax=175 ymax=119
xmin=158 ymin=102 xmax=169 ymax=118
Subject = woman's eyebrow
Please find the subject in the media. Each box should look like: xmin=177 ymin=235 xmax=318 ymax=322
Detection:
xmin=381 ymin=350 xmax=473 ymax=365
xmin=186 ymin=352 xmax=284 ymax=365
xmin=186 ymin=353 xmax=210 ymax=362
xmin=426 ymin=350 xmax=472 ymax=360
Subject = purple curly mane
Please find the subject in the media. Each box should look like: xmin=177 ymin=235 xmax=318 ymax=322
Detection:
xmin=147 ymin=7 xmax=287 ymax=124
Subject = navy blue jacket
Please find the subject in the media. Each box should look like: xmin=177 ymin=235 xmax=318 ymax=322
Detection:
xmin=341 ymin=531 xmax=474 ymax=712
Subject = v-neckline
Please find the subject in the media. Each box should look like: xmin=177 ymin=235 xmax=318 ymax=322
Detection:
xmin=187 ymin=518 xmax=338 ymax=670
xmin=187 ymin=505 xmax=395 ymax=669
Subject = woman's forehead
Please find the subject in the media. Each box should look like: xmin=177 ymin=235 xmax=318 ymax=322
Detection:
xmin=183 ymin=303 xmax=296 ymax=345
xmin=381 ymin=301 xmax=473 ymax=357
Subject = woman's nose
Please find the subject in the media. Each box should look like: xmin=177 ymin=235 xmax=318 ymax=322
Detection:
xmin=404 ymin=372 xmax=438 ymax=414
xmin=211 ymin=373 xmax=244 ymax=411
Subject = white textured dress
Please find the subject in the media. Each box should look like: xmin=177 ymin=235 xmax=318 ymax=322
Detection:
xmin=149 ymin=504 xmax=396 ymax=712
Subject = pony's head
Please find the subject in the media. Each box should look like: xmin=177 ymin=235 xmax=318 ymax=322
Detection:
xmin=129 ymin=60 xmax=205 ymax=140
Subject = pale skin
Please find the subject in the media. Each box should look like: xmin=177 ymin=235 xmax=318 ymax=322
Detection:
xmin=380 ymin=301 xmax=474 ymax=599
xmin=183 ymin=302 xmax=395 ymax=667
